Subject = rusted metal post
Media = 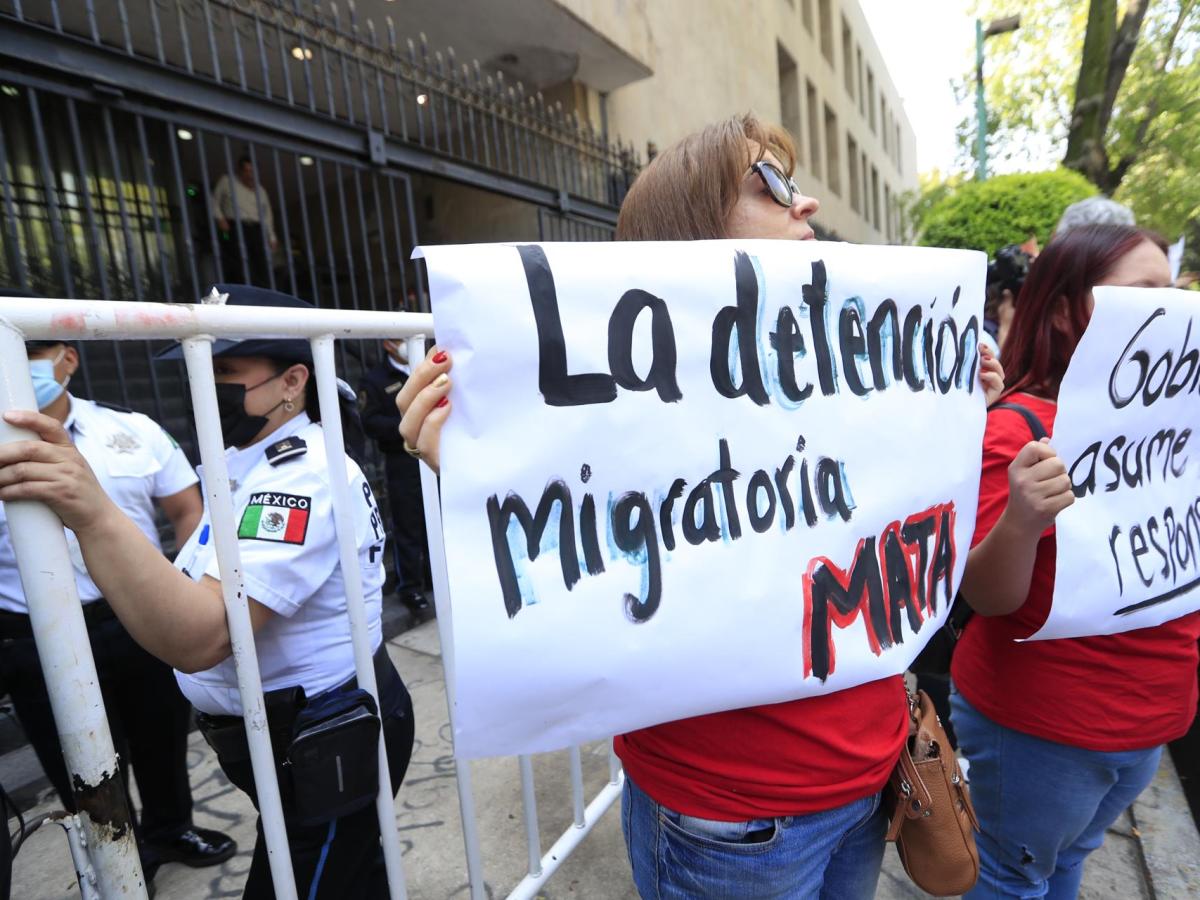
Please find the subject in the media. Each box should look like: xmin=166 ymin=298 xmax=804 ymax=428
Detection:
xmin=0 ymin=317 xmax=147 ymax=899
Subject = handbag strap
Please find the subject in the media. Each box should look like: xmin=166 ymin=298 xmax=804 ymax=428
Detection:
xmin=950 ymin=400 xmax=1049 ymax=638
xmin=987 ymin=400 xmax=1049 ymax=441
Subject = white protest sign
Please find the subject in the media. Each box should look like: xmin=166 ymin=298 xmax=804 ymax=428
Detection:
xmin=1031 ymin=286 xmax=1200 ymax=641
xmin=420 ymin=240 xmax=987 ymax=759
xmin=1167 ymin=236 xmax=1184 ymax=283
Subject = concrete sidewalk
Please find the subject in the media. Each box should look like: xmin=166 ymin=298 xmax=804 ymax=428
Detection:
xmin=8 ymin=620 xmax=1200 ymax=899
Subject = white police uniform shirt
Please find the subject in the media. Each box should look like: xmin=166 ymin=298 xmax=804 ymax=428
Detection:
xmin=173 ymin=413 xmax=386 ymax=716
xmin=0 ymin=396 xmax=198 ymax=612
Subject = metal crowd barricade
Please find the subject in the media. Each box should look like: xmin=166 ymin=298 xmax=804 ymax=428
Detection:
xmin=0 ymin=297 xmax=623 ymax=900
xmin=406 ymin=329 xmax=625 ymax=899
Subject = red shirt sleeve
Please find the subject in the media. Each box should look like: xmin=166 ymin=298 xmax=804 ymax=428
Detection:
xmin=974 ymin=410 xmax=1027 ymax=546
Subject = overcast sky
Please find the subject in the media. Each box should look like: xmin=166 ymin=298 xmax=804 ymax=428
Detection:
xmin=857 ymin=0 xmax=977 ymax=176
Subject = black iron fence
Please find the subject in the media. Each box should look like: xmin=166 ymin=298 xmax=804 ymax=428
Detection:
xmin=0 ymin=80 xmax=421 ymax=413
xmin=0 ymin=2 xmax=634 ymax=550
xmin=2 ymin=0 xmax=639 ymax=210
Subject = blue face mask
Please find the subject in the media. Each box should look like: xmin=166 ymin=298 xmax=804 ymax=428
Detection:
xmin=29 ymin=350 xmax=68 ymax=410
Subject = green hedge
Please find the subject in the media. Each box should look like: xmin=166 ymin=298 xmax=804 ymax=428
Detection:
xmin=918 ymin=170 xmax=1097 ymax=253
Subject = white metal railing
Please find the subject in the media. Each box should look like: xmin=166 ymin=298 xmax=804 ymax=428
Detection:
xmin=0 ymin=297 xmax=622 ymax=900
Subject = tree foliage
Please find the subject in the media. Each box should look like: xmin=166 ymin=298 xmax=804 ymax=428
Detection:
xmin=917 ymin=170 xmax=1096 ymax=253
xmin=1063 ymin=0 xmax=1150 ymax=188
xmin=963 ymin=0 xmax=1200 ymax=237
xmin=898 ymin=170 xmax=966 ymax=244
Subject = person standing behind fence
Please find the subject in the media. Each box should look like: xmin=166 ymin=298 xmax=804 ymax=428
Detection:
xmin=358 ymin=339 xmax=431 ymax=614
xmin=394 ymin=113 xmax=1005 ymax=900
xmin=212 ymin=156 xmax=278 ymax=287
xmin=0 ymin=285 xmax=415 ymax=899
xmin=0 ymin=339 xmax=236 ymax=880
xmin=952 ymin=224 xmax=1200 ymax=899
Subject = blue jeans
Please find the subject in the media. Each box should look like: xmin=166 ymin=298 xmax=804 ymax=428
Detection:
xmin=621 ymin=776 xmax=885 ymax=899
xmin=950 ymin=689 xmax=1162 ymax=899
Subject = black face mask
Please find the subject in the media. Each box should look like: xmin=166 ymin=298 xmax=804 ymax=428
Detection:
xmin=214 ymin=373 xmax=284 ymax=448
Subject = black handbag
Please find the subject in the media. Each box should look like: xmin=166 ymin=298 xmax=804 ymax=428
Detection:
xmin=908 ymin=401 xmax=1048 ymax=676
xmin=286 ymin=687 xmax=382 ymax=826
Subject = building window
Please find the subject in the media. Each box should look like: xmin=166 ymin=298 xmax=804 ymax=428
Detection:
xmin=884 ymin=183 xmax=893 ymax=241
xmin=867 ymin=68 xmax=877 ymax=133
xmin=778 ymin=43 xmax=802 ymax=158
xmin=802 ymin=0 xmax=814 ymax=34
xmin=895 ymin=122 xmax=902 ymax=169
xmin=823 ymin=104 xmax=840 ymax=196
xmin=842 ymin=17 xmax=855 ymax=99
xmin=857 ymin=46 xmax=865 ymax=117
xmin=861 ymin=149 xmax=870 ymax=223
xmin=818 ymin=0 xmax=834 ymax=66
xmin=806 ymin=80 xmax=822 ymax=182
xmin=871 ymin=165 xmax=881 ymax=231
xmin=881 ymin=99 xmax=890 ymax=157
xmin=847 ymin=135 xmax=861 ymax=214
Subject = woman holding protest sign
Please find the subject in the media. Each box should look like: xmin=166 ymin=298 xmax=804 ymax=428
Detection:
xmin=398 ymin=113 xmax=1004 ymax=899
xmin=953 ymin=223 xmax=1200 ymax=899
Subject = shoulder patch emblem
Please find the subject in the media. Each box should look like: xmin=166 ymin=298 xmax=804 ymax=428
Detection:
xmin=238 ymin=492 xmax=311 ymax=544
xmin=105 ymin=432 xmax=141 ymax=454
xmin=265 ymin=436 xmax=307 ymax=466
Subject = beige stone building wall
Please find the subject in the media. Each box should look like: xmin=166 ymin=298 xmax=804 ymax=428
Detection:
xmin=556 ymin=0 xmax=918 ymax=243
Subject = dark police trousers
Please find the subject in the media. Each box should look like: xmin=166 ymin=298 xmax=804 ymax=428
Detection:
xmin=220 ymin=221 xmax=273 ymax=288
xmin=0 ymin=602 xmax=193 ymax=843
xmin=385 ymin=454 xmax=431 ymax=592
xmin=200 ymin=649 xmax=414 ymax=899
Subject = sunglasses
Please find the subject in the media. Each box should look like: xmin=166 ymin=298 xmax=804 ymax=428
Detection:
xmin=750 ymin=161 xmax=802 ymax=208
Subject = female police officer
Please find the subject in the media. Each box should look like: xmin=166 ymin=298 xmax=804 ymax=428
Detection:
xmin=0 ymin=285 xmax=414 ymax=899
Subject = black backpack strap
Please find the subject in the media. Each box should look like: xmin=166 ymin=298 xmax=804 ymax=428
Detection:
xmin=988 ymin=400 xmax=1049 ymax=442
xmin=909 ymin=399 xmax=1050 ymax=677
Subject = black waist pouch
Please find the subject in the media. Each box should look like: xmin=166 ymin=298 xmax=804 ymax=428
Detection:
xmin=286 ymin=687 xmax=381 ymax=826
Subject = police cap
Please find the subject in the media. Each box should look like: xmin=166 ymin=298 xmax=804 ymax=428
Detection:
xmin=156 ymin=284 xmax=315 ymax=364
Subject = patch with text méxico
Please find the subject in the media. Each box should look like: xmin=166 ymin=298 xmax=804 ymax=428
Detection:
xmin=237 ymin=492 xmax=311 ymax=544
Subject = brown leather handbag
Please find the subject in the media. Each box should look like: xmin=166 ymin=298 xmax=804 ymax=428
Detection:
xmin=884 ymin=689 xmax=980 ymax=896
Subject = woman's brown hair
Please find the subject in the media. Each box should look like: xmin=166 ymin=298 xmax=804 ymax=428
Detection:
xmin=615 ymin=113 xmax=797 ymax=242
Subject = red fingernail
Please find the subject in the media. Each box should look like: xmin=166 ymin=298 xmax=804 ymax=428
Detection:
xmin=432 ymin=350 xmax=448 ymax=364
xmin=436 ymin=397 xmax=449 ymax=408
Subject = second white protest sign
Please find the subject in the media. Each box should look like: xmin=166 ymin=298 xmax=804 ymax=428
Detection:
xmin=1031 ymin=286 xmax=1200 ymax=641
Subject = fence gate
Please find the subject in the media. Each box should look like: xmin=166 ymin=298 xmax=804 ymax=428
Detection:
xmin=0 ymin=75 xmax=423 ymax=488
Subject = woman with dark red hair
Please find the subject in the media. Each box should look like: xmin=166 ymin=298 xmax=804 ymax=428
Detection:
xmin=952 ymin=224 xmax=1200 ymax=899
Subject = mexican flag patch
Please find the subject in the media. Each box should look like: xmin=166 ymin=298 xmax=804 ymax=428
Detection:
xmin=238 ymin=492 xmax=311 ymax=544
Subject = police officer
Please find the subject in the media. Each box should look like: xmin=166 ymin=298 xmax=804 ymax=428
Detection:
xmin=0 ymin=285 xmax=414 ymax=899
xmin=358 ymin=339 xmax=431 ymax=613
xmin=0 ymin=340 xmax=236 ymax=878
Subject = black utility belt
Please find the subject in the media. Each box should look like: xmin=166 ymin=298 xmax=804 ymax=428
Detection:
xmin=197 ymin=644 xmax=395 ymax=826
xmin=0 ymin=599 xmax=116 ymax=640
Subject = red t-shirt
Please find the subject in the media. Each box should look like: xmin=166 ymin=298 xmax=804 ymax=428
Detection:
xmin=614 ymin=676 xmax=907 ymax=820
xmin=952 ymin=393 xmax=1200 ymax=751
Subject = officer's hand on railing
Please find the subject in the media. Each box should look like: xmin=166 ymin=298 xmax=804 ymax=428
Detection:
xmin=0 ymin=410 xmax=119 ymax=535
xmin=979 ymin=344 xmax=1004 ymax=406
xmin=396 ymin=347 xmax=452 ymax=474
